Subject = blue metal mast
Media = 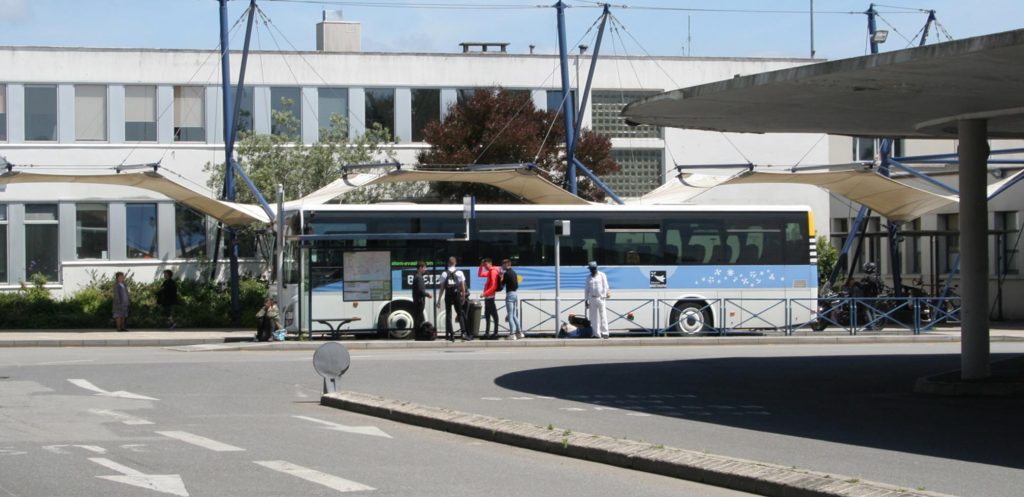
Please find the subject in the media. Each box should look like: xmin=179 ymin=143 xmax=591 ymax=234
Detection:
xmin=218 ymin=0 xmax=241 ymax=323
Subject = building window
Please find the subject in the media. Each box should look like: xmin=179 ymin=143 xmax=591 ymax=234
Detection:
xmin=591 ymin=90 xmax=661 ymax=139
xmin=126 ymin=203 xmax=158 ymax=259
xmin=546 ymin=89 xmax=576 ymax=114
xmin=125 ymin=86 xmax=157 ymax=142
xmin=456 ymin=88 xmax=477 ymax=106
xmin=995 ymin=211 xmax=1019 ymax=276
xmin=364 ymin=88 xmax=395 ymax=136
xmin=173 ymin=86 xmax=205 ymax=142
xmin=175 ymin=204 xmax=207 ymax=258
xmin=231 ymin=85 xmax=254 ymax=134
xmin=271 ymin=87 xmax=301 ymax=139
xmin=76 ymin=203 xmax=108 ymax=259
xmin=602 ymin=149 xmax=663 ymax=198
xmin=0 ymin=85 xmax=7 ymax=141
xmin=0 ymin=205 xmax=7 ymax=283
xmin=24 ymin=85 xmax=58 ymax=141
xmin=317 ymin=88 xmax=348 ymax=139
xmin=411 ymin=89 xmax=440 ymax=142
xmin=852 ymin=137 xmax=904 ymax=162
xmin=938 ymin=213 xmax=959 ymax=274
xmin=74 ymin=85 xmax=107 ymax=142
xmin=25 ymin=204 xmax=59 ymax=281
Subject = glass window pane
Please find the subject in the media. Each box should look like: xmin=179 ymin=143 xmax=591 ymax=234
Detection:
xmin=456 ymin=88 xmax=476 ymax=106
xmin=411 ymin=89 xmax=440 ymax=143
xmin=546 ymin=90 xmax=576 ymax=113
xmin=76 ymin=203 xmax=108 ymax=259
xmin=231 ymin=85 xmax=254 ymax=133
xmin=26 ymin=224 xmax=59 ymax=281
xmin=0 ymin=84 xmax=6 ymax=141
xmin=591 ymin=90 xmax=661 ymax=139
xmin=25 ymin=85 xmax=58 ymax=141
xmin=125 ymin=85 xmax=157 ymax=142
xmin=604 ymin=149 xmax=663 ymax=198
xmin=126 ymin=203 xmax=158 ymax=258
xmin=364 ymin=88 xmax=395 ymax=136
xmin=25 ymin=204 xmax=58 ymax=221
xmin=174 ymin=86 xmax=205 ymax=142
xmin=75 ymin=85 xmax=107 ymax=141
xmin=0 ymin=204 xmax=7 ymax=221
xmin=175 ymin=204 xmax=207 ymax=258
xmin=318 ymin=88 xmax=348 ymax=140
xmin=271 ymin=87 xmax=301 ymax=138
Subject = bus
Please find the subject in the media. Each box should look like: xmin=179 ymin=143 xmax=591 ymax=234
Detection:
xmin=280 ymin=204 xmax=818 ymax=338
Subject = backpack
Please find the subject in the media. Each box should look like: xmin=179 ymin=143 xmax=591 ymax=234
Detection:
xmin=415 ymin=321 xmax=437 ymax=341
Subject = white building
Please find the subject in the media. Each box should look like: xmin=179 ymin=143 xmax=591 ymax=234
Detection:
xmin=15 ymin=16 xmax=1020 ymax=315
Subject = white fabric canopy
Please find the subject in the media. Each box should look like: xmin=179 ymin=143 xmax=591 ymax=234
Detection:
xmin=0 ymin=171 xmax=269 ymax=226
xmin=641 ymin=168 xmax=963 ymax=222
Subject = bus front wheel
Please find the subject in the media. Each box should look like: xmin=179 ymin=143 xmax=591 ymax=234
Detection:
xmin=668 ymin=301 xmax=713 ymax=335
xmin=377 ymin=302 xmax=416 ymax=340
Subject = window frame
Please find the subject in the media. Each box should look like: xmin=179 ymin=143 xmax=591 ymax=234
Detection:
xmin=173 ymin=86 xmax=206 ymax=142
xmin=126 ymin=202 xmax=159 ymax=259
xmin=24 ymin=85 xmax=59 ymax=142
xmin=75 ymin=203 xmax=109 ymax=260
xmin=74 ymin=84 xmax=108 ymax=142
xmin=24 ymin=204 xmax=60 ymax=282
xmin=124 ymin=85 xmax=157 ymax=142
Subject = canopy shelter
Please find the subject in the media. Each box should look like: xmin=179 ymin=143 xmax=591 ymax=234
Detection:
xmin=0 ymin=171 xmax=269 ymax=226
xmin=642 ymin=169 xmax=959 ymax=223
xmin=624 ymin=28 xmax=1024 ymax=381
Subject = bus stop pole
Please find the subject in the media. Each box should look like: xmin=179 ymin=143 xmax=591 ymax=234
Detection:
xmin=555 ymin=233 xmax=561 ymax=334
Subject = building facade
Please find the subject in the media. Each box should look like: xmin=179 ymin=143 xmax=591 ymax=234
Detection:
xmin=0 ymin=31 xmax=836 ymax=294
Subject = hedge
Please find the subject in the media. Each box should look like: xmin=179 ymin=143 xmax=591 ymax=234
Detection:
xmin=0 ymin=272 xmax=268 ymax=330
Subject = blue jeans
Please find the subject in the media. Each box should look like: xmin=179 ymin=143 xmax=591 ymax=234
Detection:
xmin=505 ymin=292 xmax=521 ymax=334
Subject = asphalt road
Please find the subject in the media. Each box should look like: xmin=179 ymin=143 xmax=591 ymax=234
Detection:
xmin=0 ymin=347 xmax=753 ymax=497
xmin=323 ymin=341 xmax=1024 ymax=497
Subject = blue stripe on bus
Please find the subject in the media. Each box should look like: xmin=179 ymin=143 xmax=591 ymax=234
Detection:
xmin=313 ymin=265 xmax=817 ymax=292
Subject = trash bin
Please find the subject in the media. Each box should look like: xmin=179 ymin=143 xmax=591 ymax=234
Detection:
xmin=467 ymin=300 xmax=483 ymax=337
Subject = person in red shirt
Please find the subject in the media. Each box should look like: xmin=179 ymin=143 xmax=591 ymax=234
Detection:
xmin=478 ymin=258 xmax=501 ymax=338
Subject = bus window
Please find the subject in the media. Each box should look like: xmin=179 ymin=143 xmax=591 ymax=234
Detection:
xmin=783 ymin=219 xmax=809 ymax=264
xmin=604 ymin=224 xmax=662 ymax=265
xmin=477 ymin=219 xmax=537 ymax=266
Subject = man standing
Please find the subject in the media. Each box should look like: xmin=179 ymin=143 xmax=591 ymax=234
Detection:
xmin=437 ymin=256 xmax=469 ymax=341
xmin=501 ymin=259 xmax=523 ymax=340
xmin=584 ymin=261 xmax=611 ymax=339
xmin=478 ymin=258 xmax=501 ymax=339
xmin=112 ymin=272 xmax=130 ymax=332
xmin=156 ymin=269 xmax=178 ymax=329
xmin=411 ymin=261 xmax=431 ymax=332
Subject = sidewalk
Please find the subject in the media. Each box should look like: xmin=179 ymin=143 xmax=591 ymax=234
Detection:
xmin=1 ymin=327 xmax=1023 ymax=348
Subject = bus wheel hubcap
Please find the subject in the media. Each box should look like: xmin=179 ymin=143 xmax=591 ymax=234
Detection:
xmin=679 ymin=309 xmax=703 ymax=334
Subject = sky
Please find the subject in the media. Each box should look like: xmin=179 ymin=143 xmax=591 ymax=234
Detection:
xmin=0 ymin=0 xmax=1020 ymax=60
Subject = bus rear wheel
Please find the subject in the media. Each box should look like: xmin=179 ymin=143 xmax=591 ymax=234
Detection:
xmin=377 ymin=302 xmax=416 ymax=340
xmin=668 ymin=301 xmax=712 ymax=335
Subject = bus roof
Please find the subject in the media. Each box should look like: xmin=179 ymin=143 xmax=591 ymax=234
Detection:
xmin=293 ymin=203 xmax=813 ymax=214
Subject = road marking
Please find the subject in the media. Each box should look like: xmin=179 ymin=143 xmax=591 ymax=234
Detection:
xmin=0 ymin=447 xmax=28 ymax=456
xmin=480 ymin=397 xmax=503 ymax=401
xmin=120 ymin=444 xmax=149 ymax=453
xmin=34 ymin=359 xmax=95 ymax=366
xmin=89 ymin=408 xmax=154 ymax=425
xmin=292 ymin=415 xmax=391 ymax=439
xmin=90 ymin=457 xmax=189 ymax=496
xmin=43 ymin=445 xmax=71 ymax=455
xmin=156 ymin=431 xmax=245 ymax=452
xmin=558 ymin=407 xmax=587 ymax=412
xmin=626 ymin=413 xmax=652 ymax=417
xmin=254 ymin=460 xmax=374 ymax=493
xmin=68 ymin=379 xmax=158 ymax=401
xmin=509 ymin=396 xmax=534 ymax=400
xmin=76 ymin=445 xmax=108 ymax=454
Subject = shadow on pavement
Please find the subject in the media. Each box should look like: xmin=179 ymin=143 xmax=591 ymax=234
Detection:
xmin=494 ymin=353 xmax=1024 ymax=469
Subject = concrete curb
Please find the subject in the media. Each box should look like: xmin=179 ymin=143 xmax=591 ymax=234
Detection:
xmin=322 ymin=391 xmax=956 ymax=497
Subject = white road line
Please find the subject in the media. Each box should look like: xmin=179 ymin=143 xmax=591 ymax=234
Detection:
xmin=75 ymin=445 xmax=107 ymax=454
xmin=68 ymin=379 xmax=158 ymax=401
xmin=558 ymin=407 xmax=587 ymax=412
xmin=34 ymin=359 xmax=95 ymax=366
xmin=90 ymin=458 xmax=189 ymax=497
xmin=480 ymin=397 xmax=503 ymax=401
xmin=292 ymin=415 xmax=391 ymax=439
xmin=255 ymin=460 xmax=374 ymax=493
xmin=626 ymin=413 xmax=652 ymax=417
xmin=156 ymin=431 xmax=245 ymax=452
xmin=88 ymin=408 xmax=154 ymax=425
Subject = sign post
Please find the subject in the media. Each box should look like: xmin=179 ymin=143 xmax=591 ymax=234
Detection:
xmin=553 ymin=220 xmax=570 ymax=334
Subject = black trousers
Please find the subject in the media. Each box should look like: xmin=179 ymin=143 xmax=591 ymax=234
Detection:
xmin=483 ymin=297 xmax=499 ymax=335
xmin=444 ymin=296 xmax=467 ymax=338
xmin=413 ymin=297 xmax=426 ymax=330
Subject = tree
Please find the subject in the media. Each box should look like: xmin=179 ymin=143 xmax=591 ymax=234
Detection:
xmin=204 ymin=101 xmax=400 ymax=204
xmin=417 ymin=87 xmax=619 ymax=203
xmin=817 ymin=235 xmax=840 ymax=289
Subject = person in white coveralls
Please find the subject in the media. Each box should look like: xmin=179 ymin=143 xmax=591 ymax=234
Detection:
xmin=584 ymin=261 xmax=611 ymax=339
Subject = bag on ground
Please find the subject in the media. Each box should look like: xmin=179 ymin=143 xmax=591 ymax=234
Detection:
xmin=415 ymin=322 xmax=437 ymax=341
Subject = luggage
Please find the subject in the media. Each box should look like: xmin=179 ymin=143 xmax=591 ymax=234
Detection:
xmin=415 ymin=321 xmax=437 ymax=341
xmin=568 ymin=315 xmax=591 ymax=327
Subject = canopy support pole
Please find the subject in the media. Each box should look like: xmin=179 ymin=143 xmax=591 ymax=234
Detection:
xmin=958 ymin=118 xmax=991 ymax=380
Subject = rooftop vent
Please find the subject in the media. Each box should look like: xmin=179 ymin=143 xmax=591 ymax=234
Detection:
xmin=459 ymin=42 xmax=510 ymax=54
xmin=317 ymin=10 xmax=360 ymax=53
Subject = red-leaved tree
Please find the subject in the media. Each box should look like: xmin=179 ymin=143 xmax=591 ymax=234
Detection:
xmin=417 ymin=87 xmax=619 ymax=203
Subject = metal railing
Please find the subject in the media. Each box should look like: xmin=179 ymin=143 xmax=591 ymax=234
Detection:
xmin=515 ymin=295 xmax=962 ymax=336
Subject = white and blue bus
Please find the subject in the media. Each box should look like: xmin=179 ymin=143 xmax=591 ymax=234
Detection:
xmin=280 ymin=204 xmax=818 ymax=338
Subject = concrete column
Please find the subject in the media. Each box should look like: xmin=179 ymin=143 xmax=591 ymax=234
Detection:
xmin=157 ymin=202 xmax=176 ymax=260
xmin=958 ymin=118 xmax=991 ymax=380
xmin=205 ymin=86 xmax=219 ymax=144
xmin=57 ymin=84 xmax=75 ymax=143
xmin=8 ymin=204 xmax=25 ymax=283
xmin=253 ymin=86 xmax=271 ymax=135
xmin=301 ymin=87 xmax=318 ymax=144
xmin=108 ymin=203 xmax=127 ymax=260
xmin=6 ymin=84 xmax=24 ymax=143
xmin=348 ymin=88 xmax=365 ymax=139
xmin=108 ymin=85 xmax=126 ymax=143
xmin=156 ymin=86 xmax=174 ymax=144
xmin=58 ymin=203 xmax=76 ymax=263
xmin=395 ymin=88 xmax=412 ymax=145
xmin=440 ymin=89 xmax=457 ymax=121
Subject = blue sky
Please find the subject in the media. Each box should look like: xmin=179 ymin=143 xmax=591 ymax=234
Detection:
xmin=0 ymin=0 xmax=1020 ymax=60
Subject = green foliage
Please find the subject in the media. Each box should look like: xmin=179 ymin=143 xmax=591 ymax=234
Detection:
xmin=817 ymin=235 xmax=839 ymax=289
xmin=205 ymin=109 xmax=400 ymax=204
xmin=0 ymin=272 xmax=268 ymax=330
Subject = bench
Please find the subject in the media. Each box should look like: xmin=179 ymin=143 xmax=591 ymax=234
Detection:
xmin=310 ymin=317 xmax=363 ymax=340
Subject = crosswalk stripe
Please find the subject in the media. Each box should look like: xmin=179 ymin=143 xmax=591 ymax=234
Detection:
xmin=156 ymin=431 xmax=244 ymax=452
xmin=254 ymin=461 xmax=374 ymax=493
